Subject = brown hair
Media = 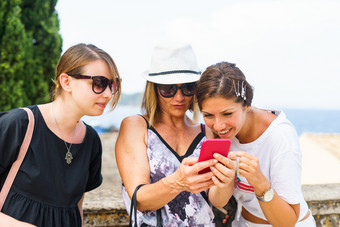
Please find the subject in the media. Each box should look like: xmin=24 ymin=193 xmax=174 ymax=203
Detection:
xmin=196 ymin=62 xmax=253 ymax=109
xmin=52 ymin=43 xmax=121 ymax=109
xmin=141 ymin=81 xmax=199 ymax=126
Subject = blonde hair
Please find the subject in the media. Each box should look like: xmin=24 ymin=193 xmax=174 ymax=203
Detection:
xmin=141 ymin=81 xmax=199 ymax=126
xmin=52 ymin=43 xmax=121 ymax=109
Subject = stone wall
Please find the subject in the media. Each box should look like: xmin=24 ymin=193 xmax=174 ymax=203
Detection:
xmin=83 ymin=183 xmax=340 ymax=227
xmin=303 ymin=184 xmax=340 ymax=227
xmin=83 ymin=189 xmax=129 ymax=226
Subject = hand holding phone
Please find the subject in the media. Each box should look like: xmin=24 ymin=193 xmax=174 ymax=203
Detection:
xmin=198 ymin=139 xmax=231 ymax=174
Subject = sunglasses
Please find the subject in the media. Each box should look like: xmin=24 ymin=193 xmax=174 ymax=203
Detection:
xmin=68 ymin=74 xmax=120 ymax=94
xmin=157 ymin=82 xmax=197 ymax=98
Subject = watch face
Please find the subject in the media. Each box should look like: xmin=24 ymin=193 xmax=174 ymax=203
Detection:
xmin=264 ymin=188 xmax=274 ymax=201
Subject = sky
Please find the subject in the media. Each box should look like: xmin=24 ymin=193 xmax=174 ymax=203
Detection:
xmin=55 ymin=0 xmax=340 ymax=110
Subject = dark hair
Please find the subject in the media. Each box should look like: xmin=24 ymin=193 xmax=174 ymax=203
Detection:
xmin=196 ymin=62 xmax=253 ymax=109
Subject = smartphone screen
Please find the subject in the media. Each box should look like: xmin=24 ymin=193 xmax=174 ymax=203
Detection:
xmin=198 ymin=139 xmax=231 ymax=174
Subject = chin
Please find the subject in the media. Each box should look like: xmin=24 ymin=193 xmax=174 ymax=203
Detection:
xmin=218 ymin=135 xmax=228 ymax=139
xmin=172 ymin=110 xmax=187 ymax=117
xmin=88 ymin=110 xmax=105 ymax=117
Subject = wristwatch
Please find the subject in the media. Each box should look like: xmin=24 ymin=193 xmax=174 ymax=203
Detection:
xmin=256 ymin=187 xmax=274 ymax=202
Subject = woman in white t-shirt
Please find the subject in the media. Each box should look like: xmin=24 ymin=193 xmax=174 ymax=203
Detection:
xmin=196 ymin=62 xmax=316 ymax=226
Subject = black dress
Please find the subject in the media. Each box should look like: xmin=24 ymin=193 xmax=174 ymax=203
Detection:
xmin=0 ymin=105 xmax=103 ymax=226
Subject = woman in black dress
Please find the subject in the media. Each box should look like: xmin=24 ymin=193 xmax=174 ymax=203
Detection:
xmin=0 ymin=43 xmax=121 ymax=226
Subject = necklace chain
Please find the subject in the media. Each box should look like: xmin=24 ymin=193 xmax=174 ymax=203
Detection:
xmin=51 ymin=102 xmax=76 ymax=164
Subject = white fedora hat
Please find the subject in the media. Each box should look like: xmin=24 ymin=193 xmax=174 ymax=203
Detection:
xmin=145 ymin=42 xmax=201 ymax=84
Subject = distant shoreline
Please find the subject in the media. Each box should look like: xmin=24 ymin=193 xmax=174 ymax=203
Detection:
xmin=84 ymin=107 xmax=340 ymax=136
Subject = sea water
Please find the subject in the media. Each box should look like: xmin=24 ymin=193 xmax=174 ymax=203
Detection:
xmin=82 ymin=105 xmax=340 ymax=135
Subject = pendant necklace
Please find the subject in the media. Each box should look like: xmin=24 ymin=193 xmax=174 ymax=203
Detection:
xmin=51 ymin=102 xmax=77 ymax=164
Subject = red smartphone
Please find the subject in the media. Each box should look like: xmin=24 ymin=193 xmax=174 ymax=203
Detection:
xmin=198 ymin=139 xmax=231 ymax=174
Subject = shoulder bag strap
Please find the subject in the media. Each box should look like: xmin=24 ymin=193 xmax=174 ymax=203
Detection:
xmin=129 ymin=184 xmax=163 ymax=227
xmin=0 ymin=107 xmax=34 ymax=210
xmin=156 ymin=209 xmax=162 ymax=227
xmin=129 ymin=184 xmax=145 ymax=227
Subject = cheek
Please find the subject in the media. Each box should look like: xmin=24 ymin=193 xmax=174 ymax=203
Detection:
xmin=184 ymin=96 xmax=193 ymax=105
xmin=159 ymin=98 xmax=169 ymax=108
xmin=75 ymin=88 xmax=94 ymax=100
xmin=202 ymin=117 xmax=214 ymax=129
xmin=229 ymin=117 xmax=238 ymax=126
xmin=231 ymin=115 xmax=245 ymax=132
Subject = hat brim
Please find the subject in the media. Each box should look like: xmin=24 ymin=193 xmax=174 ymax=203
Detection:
xmin=144 ymin=72 xmax=201 ymax=84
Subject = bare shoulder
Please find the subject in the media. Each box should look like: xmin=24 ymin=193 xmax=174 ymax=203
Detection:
xmin=253 ymin=107 xmax=277 ymax=136
xmin=117 ymin=115 xmax=148 ymax=144
xmin=259 ymin=108 xmax=277 ymax=125
xmin=119 ymin=115 xmax=147 ymax=130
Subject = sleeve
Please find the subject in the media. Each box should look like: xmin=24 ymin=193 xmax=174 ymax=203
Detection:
xmin=85 ymin=127 xmax=103 ymax=192
xmin=269 ymin=124 xmax=302 ymax=205
xmin=0 ymin=108 xmax=28 ymax=175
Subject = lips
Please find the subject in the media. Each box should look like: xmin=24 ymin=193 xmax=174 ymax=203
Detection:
xmin=173 ymin=104 xmax=185 ymax=108
xmin=97 ymin=103 xmax=107 ymax=108
xmin=217 ymin=128 xmax=232 ymax=137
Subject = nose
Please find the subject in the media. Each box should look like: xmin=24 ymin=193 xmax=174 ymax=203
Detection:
xmin=213 ymin=117 xmax=226 ymax=131
xmin=173 ymin=88 xmax=185 ymax=101
xmin=102 ymin=85 xmax=113 ymax=99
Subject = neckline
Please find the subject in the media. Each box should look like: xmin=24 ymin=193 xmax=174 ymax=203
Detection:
xmin=233 ymin=110 xmax=285 ymax=147
xmin=149 ymin=125 xmax=205 ymax=162
xmin=35 ymin=105 xmax=87 ymax=145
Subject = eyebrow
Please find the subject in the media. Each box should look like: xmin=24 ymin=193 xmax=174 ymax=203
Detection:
xmin=202 ymin=107 xmax=236 ymax=114
xmin=221 ymin=108 xmax=236 ymax=112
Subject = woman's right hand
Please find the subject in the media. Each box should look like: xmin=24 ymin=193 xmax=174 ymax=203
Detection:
xmin=210 ymin=153 xmax=236 ymax=188
xmin=165 ymin=157 xmax=217 ymax=194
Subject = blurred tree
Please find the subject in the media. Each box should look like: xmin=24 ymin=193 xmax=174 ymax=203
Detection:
xmin=0 ymin=0 xmax=28 ymax=110
xmin=0 ymin=0 xmax=62 ymax=111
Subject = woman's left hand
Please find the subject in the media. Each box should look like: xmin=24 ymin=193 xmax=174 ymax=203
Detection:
xmin=210 ymin=153 xmax=236 ymax=188
xmin=229 ymin=151 xmax=268 ymax=191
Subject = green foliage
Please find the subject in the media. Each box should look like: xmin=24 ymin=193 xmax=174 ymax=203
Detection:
xmin=0 ymin=0 xmax=28 ymax=110
xmin=0 ymin=0 xmax=62 ymax=111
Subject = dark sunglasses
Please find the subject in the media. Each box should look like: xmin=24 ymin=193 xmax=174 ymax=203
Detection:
xmin=68 ymin=74 xmax=120 ymax=94
xmin=157 ymin=82 xmax=197 ymax=98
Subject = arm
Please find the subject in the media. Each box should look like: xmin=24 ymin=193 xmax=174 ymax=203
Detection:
xmin=115 ymin=116 xmax=217 ymax=211
xmin=205 ymin=125 xmax=236 ymax=208
xmin=78 ymin=194 xmax=84 ymax=224
xmin=229 ymin=151 xmax=299 ymax=227
xmin=0 ymin=108 xmax=28 ymax=173
xmin=0 ymin=213 xmax=36 ymax=226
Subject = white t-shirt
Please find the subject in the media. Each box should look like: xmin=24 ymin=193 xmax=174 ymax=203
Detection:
xmin=231 ymin=110 xmax=308 ymax=222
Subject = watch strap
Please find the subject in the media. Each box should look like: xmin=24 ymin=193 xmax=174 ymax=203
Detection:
xmin=256 ymin=187 xmax=274 ymax=202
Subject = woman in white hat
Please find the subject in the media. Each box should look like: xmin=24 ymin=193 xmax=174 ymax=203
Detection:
xmin=115 ymin=43 xmax=219 ymax=226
